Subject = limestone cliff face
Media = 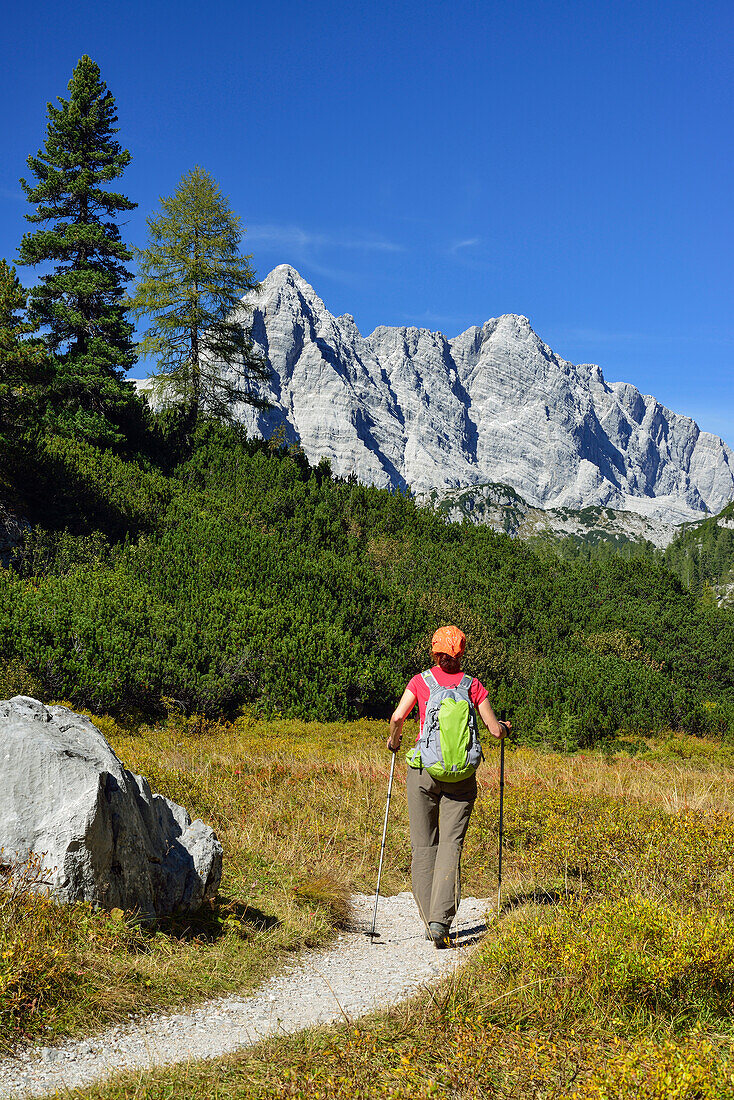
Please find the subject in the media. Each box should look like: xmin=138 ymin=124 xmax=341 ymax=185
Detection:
xmin=228 ymin=265 xmax=734 ymax=524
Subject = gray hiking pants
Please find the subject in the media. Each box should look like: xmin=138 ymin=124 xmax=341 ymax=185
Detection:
xmin=406 ymin=765 xmax=477 ymax=928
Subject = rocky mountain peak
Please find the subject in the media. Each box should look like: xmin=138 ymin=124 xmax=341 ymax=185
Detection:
xmin=230 ymin=268 xmax=734 ymax=526
xmin=256 ymin=264 xmax=326 ymax=314
xmin=261 ymin=262 xmax=309 ymax=290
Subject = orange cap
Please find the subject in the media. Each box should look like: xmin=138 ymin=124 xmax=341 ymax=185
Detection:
xmin=431 ymin=625 xmax=466 ymax=658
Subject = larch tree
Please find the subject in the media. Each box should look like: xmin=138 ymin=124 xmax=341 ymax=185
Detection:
xmin=18 ymin=55 xmax=138 ymax=446
xmin=129 ymin=166 xmax=269 ymax=430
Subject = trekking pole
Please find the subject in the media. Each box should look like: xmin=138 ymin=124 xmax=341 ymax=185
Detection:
xmin=497 ymin=710 xmax=507 ymax=917
xmin=369 ymin=749 xmax=397 ymax=941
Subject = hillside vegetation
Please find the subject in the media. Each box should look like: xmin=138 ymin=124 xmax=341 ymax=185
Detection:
xmin=547 ymin=498 xmax=734 ymax=603
xmin=664 ymin=500 xmax=734 ymax=603
xmin=2 ymin=423 xmax=734 ymax=747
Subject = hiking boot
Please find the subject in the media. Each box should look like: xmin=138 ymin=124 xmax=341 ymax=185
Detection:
xmin=428 ymin=921 xmax=451 ymax=949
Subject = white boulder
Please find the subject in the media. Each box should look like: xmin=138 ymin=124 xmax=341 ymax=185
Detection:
xmin=0 ymin=696 xmax=223 ymax=919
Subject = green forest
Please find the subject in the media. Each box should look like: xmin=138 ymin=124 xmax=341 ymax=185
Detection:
xmin=531 ymin=507 xmax=734 ymax=603
xmin=664 ymin=502 xmax=734 ymax=598
xmin=2 ymin=56 xmax=734 ymax=749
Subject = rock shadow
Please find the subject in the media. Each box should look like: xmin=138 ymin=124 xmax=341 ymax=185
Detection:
xmin=164 ymin=897 xmax=281 ymax=943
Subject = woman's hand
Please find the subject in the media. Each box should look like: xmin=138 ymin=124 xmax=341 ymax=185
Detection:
xmin=478 ymin=698 xmax=511 ymax=739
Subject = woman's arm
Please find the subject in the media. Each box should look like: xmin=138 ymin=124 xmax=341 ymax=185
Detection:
xmin=477 ymin=697 xmax=511 ymax=740
xmin=387 ymin=688 xmax=418 ymax=751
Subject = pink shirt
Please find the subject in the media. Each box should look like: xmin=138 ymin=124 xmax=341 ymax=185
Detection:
xmin=405 ymin=667 xmax=489 ymax=737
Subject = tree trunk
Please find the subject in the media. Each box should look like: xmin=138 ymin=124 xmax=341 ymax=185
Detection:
xmin=190 ymin=324 xmax=200 ymax=430
xmin=189 ymin=222 xmax=201 ymax=431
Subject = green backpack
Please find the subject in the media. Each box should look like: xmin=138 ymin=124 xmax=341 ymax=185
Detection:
xmin=406 ymin=671 xmax=483 ymax=782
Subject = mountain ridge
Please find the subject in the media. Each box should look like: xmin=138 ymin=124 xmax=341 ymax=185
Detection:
xmin=209 ymin=264 xmax=734 ymax=528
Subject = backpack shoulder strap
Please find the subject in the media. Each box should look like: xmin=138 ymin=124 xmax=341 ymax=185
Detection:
xmin=422 ymin=669 xmax=438 ymax=689
xmin=458 ymin=673 xmax=472 ymax=692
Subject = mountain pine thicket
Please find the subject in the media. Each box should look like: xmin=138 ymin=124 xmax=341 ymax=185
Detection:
xmin=1 ymin=57 xmax=733 ymax=746
xmin=1 ymin=421 xmax=733 ymax=748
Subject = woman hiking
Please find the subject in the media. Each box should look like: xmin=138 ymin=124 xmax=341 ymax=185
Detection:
xmin=387 ymin=625 xmax=509 ymax=948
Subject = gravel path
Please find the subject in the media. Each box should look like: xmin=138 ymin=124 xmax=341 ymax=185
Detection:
xmin=0 ymin=892 xmax=490 ymax=1099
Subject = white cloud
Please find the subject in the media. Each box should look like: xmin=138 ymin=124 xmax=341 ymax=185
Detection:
xmin=245 ymin=224 xmax=403 ymax=253
xmin=449 ymin=237 xmax=480 ymax=254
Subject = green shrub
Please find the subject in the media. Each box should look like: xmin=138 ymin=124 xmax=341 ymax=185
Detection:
xmin=575 ymin=1031 xmax=734 ymax=1099
xmin=0 ymin=855 xmax=144 ymax=1048
xmin=477 ymin=896 xmax=734 ymax=1028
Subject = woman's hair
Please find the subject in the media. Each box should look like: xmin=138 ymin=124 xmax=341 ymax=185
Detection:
xmin=436 ymin=652 xmax=462 ymax=674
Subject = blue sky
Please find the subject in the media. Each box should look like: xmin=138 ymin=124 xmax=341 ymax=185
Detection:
xmin=2 ymin=0 xmax=732 ymax=443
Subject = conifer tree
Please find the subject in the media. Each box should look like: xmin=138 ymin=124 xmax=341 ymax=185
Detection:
xmin=19 ymin=56 xmax=137 ymax=446
xmin=0 ymin=260 xmax=50 ymax=458
xmin=129 ymin=167 xmax=269 ymax=429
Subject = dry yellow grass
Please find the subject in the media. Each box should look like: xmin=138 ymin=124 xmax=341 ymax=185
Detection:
xmin=492 ymin=736 xmax=734 ymax=814
xmin=60 ymin=722 xmax=734 ymax=1100
xmin=6 ymin=709 xmax=734 ymax=1085
xmin=107 ymin=714 xmax=415 ymax=900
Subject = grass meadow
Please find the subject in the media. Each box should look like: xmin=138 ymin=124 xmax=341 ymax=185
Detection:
xmin=4 ymin=713 xmax=734 ymax=1096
